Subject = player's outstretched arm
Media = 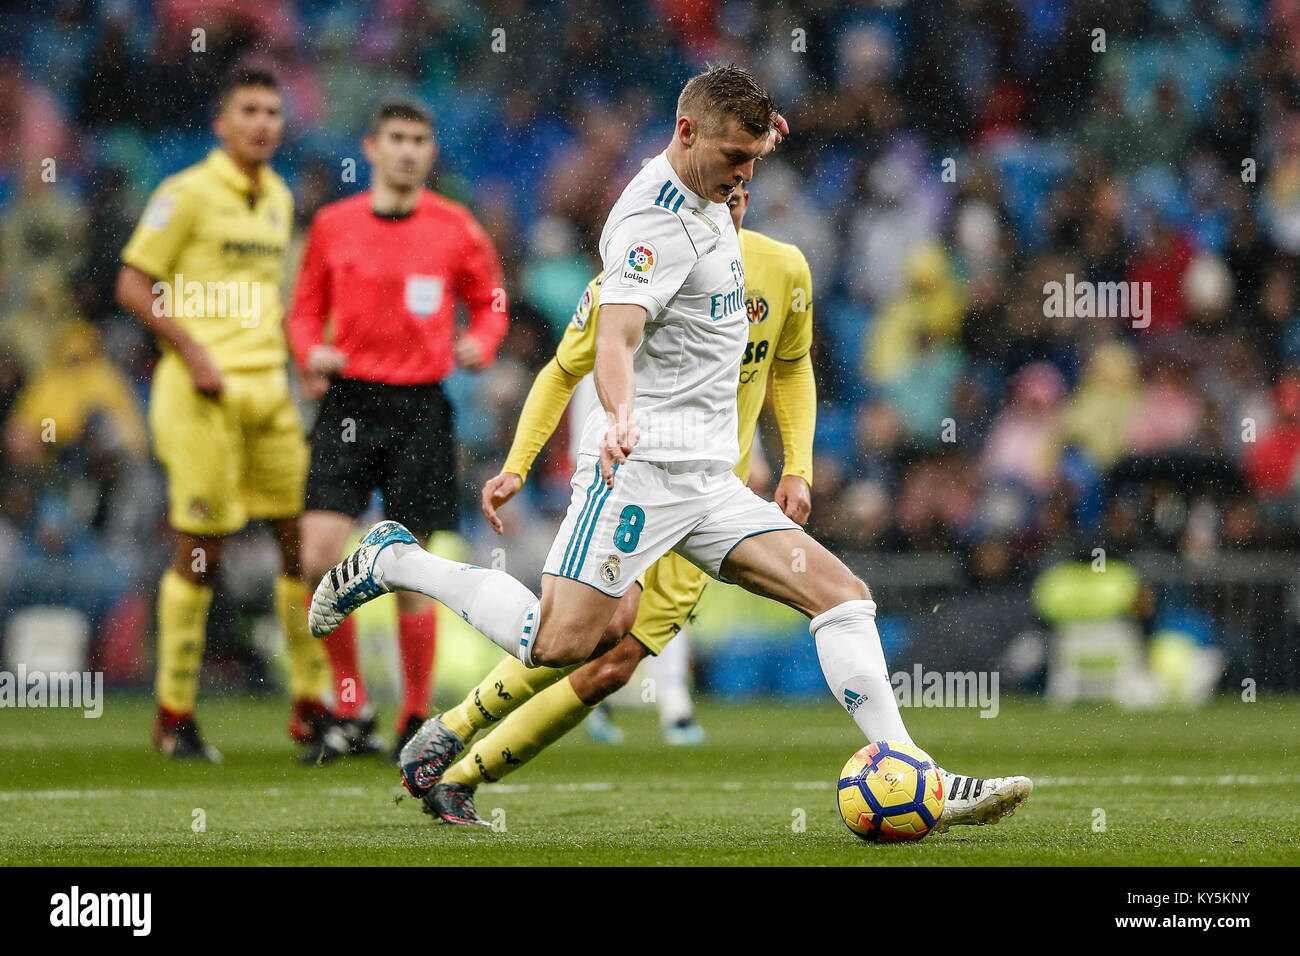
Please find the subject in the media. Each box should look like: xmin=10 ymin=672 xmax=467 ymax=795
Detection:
xmin=593 ymin=302 xmax=646 ymax=487
xmin=771 ymin=352 xmax=817 ymax=525
xmin=770 ymin=248 xmax=815 ymax=523
xmin=481 ymin=357 xmax=584 ymax=533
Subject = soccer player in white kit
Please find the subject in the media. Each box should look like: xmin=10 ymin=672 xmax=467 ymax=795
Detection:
xmin=310 ymin=66 xmax=1032 ymax=828
xmin=569 ymin=360 xmax=705 ymax=746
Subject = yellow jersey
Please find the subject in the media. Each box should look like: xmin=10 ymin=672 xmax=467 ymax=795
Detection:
xmin=122 ymin=148 xmax=294 ymax=372
xmin=549 ymin=227 xmax=814 ymax=482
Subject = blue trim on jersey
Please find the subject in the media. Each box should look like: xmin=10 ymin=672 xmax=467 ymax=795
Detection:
xmin=651 ymin=179 xmax=700 ymax=253
xmin=567 ymin=461 xmax=619 ymax=576
xmin=565 ymin=464 xmax=608 ymax=576
xmin=656 ymin=182 xmax=689 ymax=212
xmin=574 ymin=483 xmax=614 ymax=575
xmin=562 ymin=467 xmax=601 ymax=576
xmin=561 ymin=466 xmax=603 ymax=576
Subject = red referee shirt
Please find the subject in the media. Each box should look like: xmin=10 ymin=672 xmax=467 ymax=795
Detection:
xmin=289 ymin=189 xmax=509 ymax=385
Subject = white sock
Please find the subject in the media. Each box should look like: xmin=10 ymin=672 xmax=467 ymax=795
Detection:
xmin=376 ymin=543 xmax=541 ymax=665
xmin=652 ymin=632 xmax=694 ymax=728
xmin=810 ymin=599 xmax=913 ymax=744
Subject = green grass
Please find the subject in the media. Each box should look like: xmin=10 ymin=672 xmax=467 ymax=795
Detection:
xmin=1 ymin=694 xmax=1297 ymax=866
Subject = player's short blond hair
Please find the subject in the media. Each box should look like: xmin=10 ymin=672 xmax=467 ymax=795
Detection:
xmin=677 ymin=65 xmax=776 ymax=140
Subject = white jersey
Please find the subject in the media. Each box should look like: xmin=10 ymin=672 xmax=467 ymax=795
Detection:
xmin=585 ymin=150 xmax=748 ymax=467
xmin=569 ymin=373 xmax=599 ymax=462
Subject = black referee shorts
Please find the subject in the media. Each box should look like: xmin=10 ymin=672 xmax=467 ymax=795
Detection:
xmin=305 ymin=378 xmax=460 ymax=537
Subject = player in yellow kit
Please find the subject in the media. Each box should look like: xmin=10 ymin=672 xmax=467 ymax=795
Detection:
xmin=115 ymin=70 xmax=330 ymax=760
xmin=421 ymin=185 xmax=818 ymax=824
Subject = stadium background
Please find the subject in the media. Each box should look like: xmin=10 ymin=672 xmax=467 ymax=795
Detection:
xmin=1 ymin=0 xmax=1297 ymax=715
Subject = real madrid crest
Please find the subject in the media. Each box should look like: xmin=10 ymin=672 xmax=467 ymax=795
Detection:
xmin=599 ymin=554 xmax=621 ymax=584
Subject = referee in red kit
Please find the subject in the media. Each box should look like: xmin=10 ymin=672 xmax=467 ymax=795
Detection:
xmin=289 ymin=97 xmax=509 ymax=764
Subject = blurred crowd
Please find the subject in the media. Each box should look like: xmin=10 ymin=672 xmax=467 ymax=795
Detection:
xmin=2 ymin=0 xmax=1299 ymax=655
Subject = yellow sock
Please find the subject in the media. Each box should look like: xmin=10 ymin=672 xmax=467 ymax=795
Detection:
xmin=155 ymin=569 xmax=213 ymax=714
xmin=276 ymin=574 xmax=331 ymax=703
xmin=440 ymin=656 xmax=576 ymax=743
xmin=443 ymin=676 xmax=593 ymax=787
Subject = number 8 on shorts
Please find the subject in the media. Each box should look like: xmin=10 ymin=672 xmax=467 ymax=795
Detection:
xmin=614 ymin=505 xmax=646 ymax=553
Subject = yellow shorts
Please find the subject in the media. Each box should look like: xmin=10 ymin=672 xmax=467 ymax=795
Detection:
xmin=149 ymin=354 xmax=308 ymax=536
xmin=627 ymin=551 xmax=709 ymax=655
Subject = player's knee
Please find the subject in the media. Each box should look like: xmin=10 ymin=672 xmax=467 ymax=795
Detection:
xmin=537 ymin=582 xmax=622 ymax=666
xmin=589 ymin=638 xmax=643 ymax=695
xmin=598 ymin=607 xmax=634 ymax=651
xmin=592 ymin=629 xmax=619 ymax=656
xmin=175 ymin=539 xmax=222 ymax=586
xmin=598 ymin=586 xmax=640 ymax=648
xmin=530 ymin=627 xmax=584 ymax=669
xmin=531 ymin=644 xmax=578 ymax=669
xmin=813 ymin=574 xmax=872 ymax=617
xmin=843 ymin=575 xmax=872 ymax=603
xmin=275 ymin=536 xmax=303 ymax=578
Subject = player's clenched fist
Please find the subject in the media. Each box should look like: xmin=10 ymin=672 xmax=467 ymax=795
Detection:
xmin=481 ymin=471 xmax=523 ymax=535
xmin=599 ymin=414 xmax=639 ymax=488
xmin=775 ymin=474 xmax=812 ymax=526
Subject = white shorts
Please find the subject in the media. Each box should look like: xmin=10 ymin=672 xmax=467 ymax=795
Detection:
xmin=543 ymin=454 xmax=798 ymax=597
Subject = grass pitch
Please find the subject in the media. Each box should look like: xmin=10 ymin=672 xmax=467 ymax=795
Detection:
xmin=1 ymin=695 xmax=1297 ymax=866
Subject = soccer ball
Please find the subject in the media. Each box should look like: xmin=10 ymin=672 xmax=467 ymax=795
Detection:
xmin=837 ymin=740 xmax=945 ymax=843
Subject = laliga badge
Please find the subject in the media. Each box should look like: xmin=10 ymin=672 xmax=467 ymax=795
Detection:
xmin=599 ymin=554 xmax=621 ymax=585
xmin=621 ymin=242 xmax=656 ymax=286
xmin=571 ymin=285 xmax=594 ymax=330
